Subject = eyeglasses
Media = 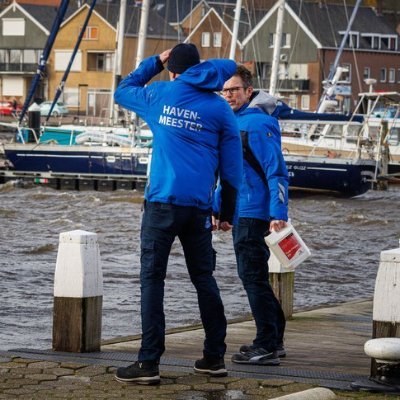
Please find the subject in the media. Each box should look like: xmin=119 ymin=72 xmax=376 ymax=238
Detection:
xmin=220 ymin=86 xmax=246 ymax=96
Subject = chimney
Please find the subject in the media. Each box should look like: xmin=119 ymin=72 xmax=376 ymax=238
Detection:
xmin=376 ymin=0 xmax=383 ymax=16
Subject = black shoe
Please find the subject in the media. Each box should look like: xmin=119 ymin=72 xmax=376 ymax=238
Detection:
xmin=232 ymin=348 xmax=280 ymax=365
xmin=240 ymin=343 xmax=286 ymax=358
xmin=115 ymin=361 xmax=160 ymax=385
xmin=194 ymin=356 xmax=227 ymax=377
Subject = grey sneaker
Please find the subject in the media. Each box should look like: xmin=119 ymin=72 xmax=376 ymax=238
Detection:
xmin=115 ymin=361 xmax=160 ymax=385
xmin=232 ymin=348 xmax=280 ymax=365
xmin=240 ymin=344 xmax=286 ymax=358
xmin=194 ymin=356 xmax=227 ymax=377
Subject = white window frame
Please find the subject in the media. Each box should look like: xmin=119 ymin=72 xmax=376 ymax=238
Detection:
xmin=2 ymin=18 xmax=25 ymax=36
xmin=55 ymin=50 xmax=82 ymax=72
xmin=301 ymin=95 xmax=310 ymax=111
xmin=363 ymin=67 xmax=370 ymax=80
xmin=82 ymin=26 xmax=99 ymax=40
xmin=2 ymin=76 xmax=24 ymax=96
xmin=201 ymin=32 xmax=210 ymax=48
xmin=213 ymin=32 xmax=222 ymax=48
xmin=389 ymin=68 xmax=395 ymax=83
xmin=269 ymin=33 xmax=274 ymax=48
xmin=282 ymin=33 xmax=291 ymax=48
xmin=380 ymin=67 xmax=387 ymax=83
xmin=62 ymin=88 xmax=79 ymax=107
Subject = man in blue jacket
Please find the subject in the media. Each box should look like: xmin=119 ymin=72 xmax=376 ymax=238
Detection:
xmin=220 ymin=65 xmax=289 ymax=366
xmin=113 ymin=44 xmax=242 ymax=384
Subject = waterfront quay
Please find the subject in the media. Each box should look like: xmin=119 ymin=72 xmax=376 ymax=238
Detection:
xmin=1 ymin=300 xmax=399 ymax=399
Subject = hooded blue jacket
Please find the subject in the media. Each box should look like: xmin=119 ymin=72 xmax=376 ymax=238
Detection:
xmin=114 ymin=55 xmax=242 ymax=221
xmin=236 ymin=102 xmax=289 ymax=221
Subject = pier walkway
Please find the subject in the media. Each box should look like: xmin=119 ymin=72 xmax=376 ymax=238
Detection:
xmin=1 ymin=299 xmax=398 ymax=399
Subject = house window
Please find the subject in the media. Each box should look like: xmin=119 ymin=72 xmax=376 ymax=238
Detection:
xmin=0 ymin=49 xmax=8 ymax=63
xmin=62 ymin=88 xmax=79 ymax=107
xmin=23 ymin=49 xmax=39 ymax=64
xmin=213 ymin=32 xmax=222 ymax=48
xmin=301 ymin=95 xmax=310 ymax=110
xmin=282 ymin=33 xmax=291 ymax=48
xmin=2 ymin=18 xmax=25 ymax=36
xmin=363 ymin=67 xmax=370 ymax=80
xmin=55 ymin=51 xmax=82 ymax=72
xmin=340 ymin=31 xmax=359 ymax=48
xmin=2 ymin=76 xmax=24 ymax=96
xmin=389 ymin=68 xmax=395 ymax=83
xmin=9 ymin=50 xmax=22 ymax=64
xmin=87 ymin=52 xmax=114 ymax=72
xmin=380 ymin=68 xmax=387 ymax=82
xmin=82 ymin=26 xmax=99 ymax=40
xmin=269 ymin=33 xmax=274 ymax=47
xmin=336 ymin=63 xmax=351 ymax=83
xmin=398 ymin=69 xmax=400 ymax=82
xmin=201 ymin=32 xmax=210 ymax=47
xmin=288 ymin=94 xmax=297 ymax=108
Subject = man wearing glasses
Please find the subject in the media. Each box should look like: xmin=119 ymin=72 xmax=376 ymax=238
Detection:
xmin=219 ymin=65 xmax=289 ymax=366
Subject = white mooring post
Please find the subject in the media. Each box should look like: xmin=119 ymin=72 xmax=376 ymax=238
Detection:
xmin=370 ymin=243 xmax=400 ymax=376
xmin=351 ymin=241 xmax=400 ymax=393
xmin=53 ymin=230 xmax=103 ymax=352
xmin=269 ymin=252 xmax=294 ymax=320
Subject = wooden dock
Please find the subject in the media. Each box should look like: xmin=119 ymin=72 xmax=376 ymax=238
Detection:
xmin=103 ymin=299 xmax=373 ymax=378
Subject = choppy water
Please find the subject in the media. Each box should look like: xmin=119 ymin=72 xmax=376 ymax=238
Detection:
xmin=0 ymin=182 xmax=399 ymax=350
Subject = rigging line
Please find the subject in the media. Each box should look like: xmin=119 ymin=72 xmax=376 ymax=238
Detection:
xmin=276 ymin=0 xmax=305 ymax=94
xmin=324 ymin=0 xmax=338 ymax=48
xmin=342 ymin=0 xmax=363 ymax=95
xmin=244 ymin=0 xmax=262 ymax=89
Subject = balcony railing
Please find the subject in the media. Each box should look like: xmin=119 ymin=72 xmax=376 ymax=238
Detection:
xmin=0 ymin=63 xmax=37 ymax=73
xmin=257 ymin=78 xmax=310 ymax=92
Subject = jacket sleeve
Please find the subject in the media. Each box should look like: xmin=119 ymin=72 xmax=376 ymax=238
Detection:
xmin=218 ymin=105 xmax=243 ymax=224
xmin=114 ymin=55 xmax=164 ymax=119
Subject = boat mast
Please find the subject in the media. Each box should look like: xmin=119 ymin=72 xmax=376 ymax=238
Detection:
xmin=229 ymin=0 xmax=242 ymax=60
xmin=317 ymin=0 xmax=362 ymax=112
xmin=19 ymin=0 xmax=70 ymax=124
xmin=109 ymin=0 xmax=127 ymax=123
xmin=46 ymin=0 xmax=97 ymax=122
xmin=135 ymin=0 xmax=150 ymax=68
xmin=269 ymin=0 xmax=285 ymax=96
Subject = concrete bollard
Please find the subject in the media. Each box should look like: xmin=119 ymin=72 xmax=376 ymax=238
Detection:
xmin=270 ymin=387 xmax=336 ymax=399
xmin=269 ymin=252 xmax=294 ymax=319
xmin=53 ymin=230 xmax=103 ymax=352
xmin=371 ymin=244 xmax=400 ymax=376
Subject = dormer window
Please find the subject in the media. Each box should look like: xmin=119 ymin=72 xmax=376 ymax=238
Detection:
xmin=340 ymin=31 xmax=359 ymax=48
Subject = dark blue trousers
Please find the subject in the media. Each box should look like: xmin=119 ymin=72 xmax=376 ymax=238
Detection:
xmin=138 ymin=201 xmax=227 ymax=362
xmin=232 ymin=217 xmax=286 ymax=352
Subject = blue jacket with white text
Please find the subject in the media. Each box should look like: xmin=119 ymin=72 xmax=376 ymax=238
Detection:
xmin=114 ymin=55 xmax=242 ymax=223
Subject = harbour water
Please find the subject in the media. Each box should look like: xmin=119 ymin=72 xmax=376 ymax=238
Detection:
xmin=0 ymin=182 xmax=399 ymax=351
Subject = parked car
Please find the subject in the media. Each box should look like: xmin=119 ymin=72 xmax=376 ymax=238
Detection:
xmin=39 ymin=101 xmax=69 ymax=117
xmin=0 ymin=101 xmax=22 ymax=116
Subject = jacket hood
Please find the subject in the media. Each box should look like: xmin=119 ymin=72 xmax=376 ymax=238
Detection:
xmin=176 ymin=59 xmax=237 ymax=91
xmin=248 ymin=90 xmax=278 ymax=115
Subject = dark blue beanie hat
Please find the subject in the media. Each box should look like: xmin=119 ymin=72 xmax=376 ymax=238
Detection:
xmin=167 ymin=43 xmax=200 ymax=74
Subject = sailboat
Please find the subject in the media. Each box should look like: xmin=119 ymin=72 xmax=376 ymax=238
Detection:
xmin=250 ymin=0 xmax=379 ymax=196
xmin=1 ymin=0 xmax=154 ymax=190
